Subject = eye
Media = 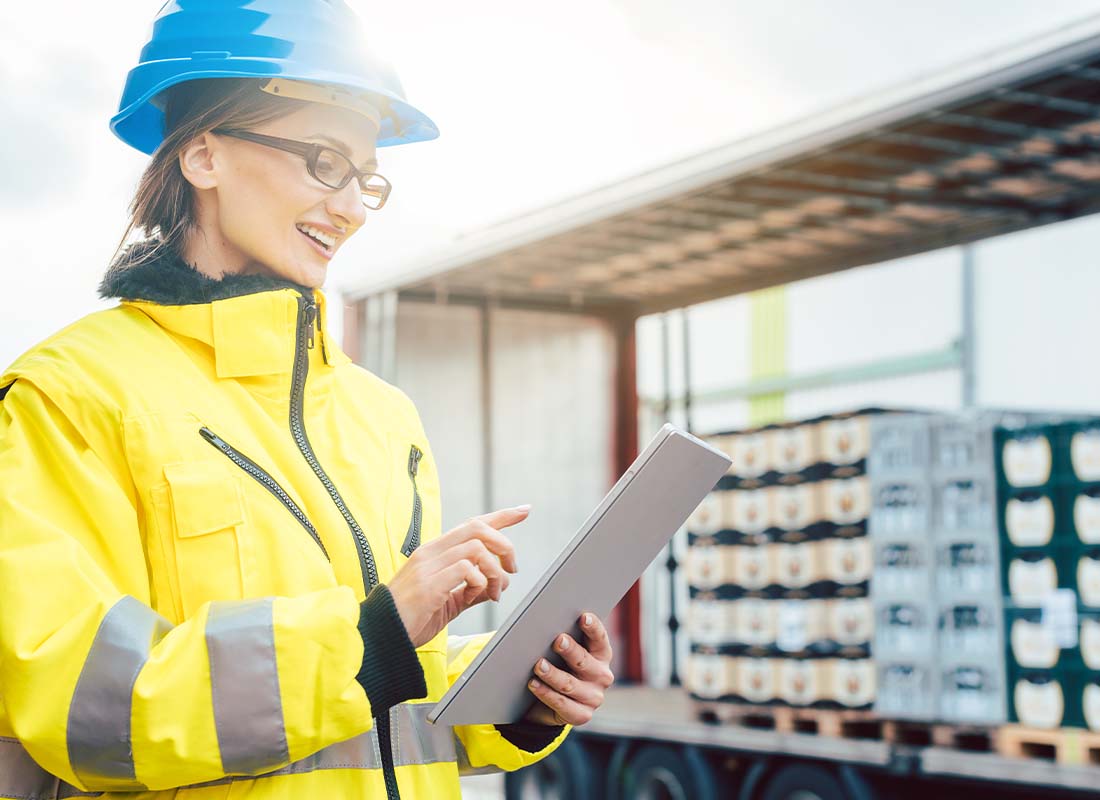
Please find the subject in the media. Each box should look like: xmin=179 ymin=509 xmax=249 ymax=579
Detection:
xmin=314 ymin=148 xmax=349 ymax=184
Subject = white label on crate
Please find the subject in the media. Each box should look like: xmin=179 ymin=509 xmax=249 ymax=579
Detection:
xmin=776 ymin=601 xmax=808 ymax=652
xmin=1041 ymin=589 xmax=1079 ymax=649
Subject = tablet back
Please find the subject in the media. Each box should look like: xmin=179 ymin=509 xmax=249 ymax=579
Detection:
xmin=429 ymin=424 xmax=731 ymax=726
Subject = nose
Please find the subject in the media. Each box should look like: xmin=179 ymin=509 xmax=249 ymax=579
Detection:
xmin=326 ymin=177 xmax=368 ymax=230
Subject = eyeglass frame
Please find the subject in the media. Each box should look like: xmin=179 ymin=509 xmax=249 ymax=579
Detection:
xmin=210 ymin=128 xmax=392 ymax=210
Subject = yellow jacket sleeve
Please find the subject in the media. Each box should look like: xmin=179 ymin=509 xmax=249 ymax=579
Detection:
xmin=0 ymin=379 xmax=375 ymax=792
xmin=445 ymin=633 xmax=570 ymax=774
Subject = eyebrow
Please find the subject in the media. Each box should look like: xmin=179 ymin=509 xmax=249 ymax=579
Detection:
xmin=307 ymin=133 xmax=379 ymax=171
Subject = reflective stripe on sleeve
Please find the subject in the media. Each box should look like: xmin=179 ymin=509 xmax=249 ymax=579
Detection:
xmin=183 ymin=702 xmax=458 ymax=789
xmin=66 ymin=596 xmax=173 ymax=791
xmin=390 ymin=702 xmax=457 ymax=768
xmin=205 ymin=598 xmax=289 ymax=775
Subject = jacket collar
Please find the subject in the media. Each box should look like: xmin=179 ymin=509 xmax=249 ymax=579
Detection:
xmin=100 ymin=240 xmax=351 ymax=377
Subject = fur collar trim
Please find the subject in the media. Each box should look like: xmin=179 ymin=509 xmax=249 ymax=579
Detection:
xmin=99 ymin=240 xmax=311 ymax=305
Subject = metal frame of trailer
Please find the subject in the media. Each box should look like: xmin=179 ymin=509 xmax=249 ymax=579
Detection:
xmin=343 ymin=15 xmax=1100 ymax=798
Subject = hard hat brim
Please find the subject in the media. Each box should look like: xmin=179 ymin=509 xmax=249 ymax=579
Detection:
xmin=111 ymin=62 xmax=439 ymax=155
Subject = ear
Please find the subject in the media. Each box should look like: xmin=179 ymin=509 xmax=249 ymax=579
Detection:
xmin=178 ymin=132 xmax=220 ymax=190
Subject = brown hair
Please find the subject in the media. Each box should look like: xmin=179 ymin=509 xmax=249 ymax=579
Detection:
xmin=107 ymin=78 xmax=309 ymax=270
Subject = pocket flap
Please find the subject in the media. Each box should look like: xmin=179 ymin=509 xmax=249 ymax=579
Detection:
xmin=164 ymin=461 xmax=244 ymax=537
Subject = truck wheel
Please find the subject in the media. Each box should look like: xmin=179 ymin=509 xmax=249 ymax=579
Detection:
xmin=622 ymin=744 xmax=718 ymax=800
xmin=504 ymin=737 xmax=600 ymax=800
xmin=759 ymin=763 xmax=847 ymax=800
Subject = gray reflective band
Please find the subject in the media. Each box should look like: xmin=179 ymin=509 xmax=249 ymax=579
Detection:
xmin=0 ymin=736 xmax=90 ymax=800
xmin=67 ymin=596 xmax=173 ymax=791
xmin=185 ymin=702 xmax=457 ymax=790
xmin=390 ymin=702 xmax=457 ymax=768
xmin=206 ymin=599 xmax=289 ymax=775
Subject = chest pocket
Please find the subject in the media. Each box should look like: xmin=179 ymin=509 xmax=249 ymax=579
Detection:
xmin=386 ymin=434 xmax=440 ymax=563
xmin=155 ymin=461 xmax=248 ymax=620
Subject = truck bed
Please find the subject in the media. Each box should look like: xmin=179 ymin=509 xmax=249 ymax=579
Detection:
xmin=581 ymin=686 xmax=1100 ymax=793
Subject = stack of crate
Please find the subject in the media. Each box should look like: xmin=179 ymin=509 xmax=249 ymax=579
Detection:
xmin=930 ymin=415 xmax=1012 ymax=725
xmin=686 ymin=410 xmax=879 ymax=710
xmin=999 ymin=419 xmax=1100 ymax=731
xmin=868 ymin=414 xmax=938 ymax=720
xmin=870 ymin=411 xmax=1040 ymax=726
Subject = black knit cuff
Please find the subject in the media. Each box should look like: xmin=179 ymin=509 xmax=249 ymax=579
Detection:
xmin=495 ymin=721 xmax=565 ymax=753
xmin=355 ymin=584 xmax=427 ymax=715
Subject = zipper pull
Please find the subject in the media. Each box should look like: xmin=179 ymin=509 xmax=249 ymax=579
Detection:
xmin=199 ymin=426 xmax=228 ymax=452
xmin=408 ymin=445 xmax=423 ymax=477
xmin=302 ymin=300 xmax=318 ymax=350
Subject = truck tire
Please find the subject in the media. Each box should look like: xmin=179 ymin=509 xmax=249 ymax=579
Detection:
xmin=758 ymin=763 xmax=847 ymax=800
xmin=621 ymin=744 xmax=718 ymax=800
xmin=504 ymin=737 xmax=601 ymax=800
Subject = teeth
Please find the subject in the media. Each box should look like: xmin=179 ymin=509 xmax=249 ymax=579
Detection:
xmin=297 ymin=224 xmax=336 ymax=248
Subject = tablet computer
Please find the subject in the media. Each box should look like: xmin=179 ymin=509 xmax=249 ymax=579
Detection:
xmin=428 ymin=423 xmax=731 ymax=726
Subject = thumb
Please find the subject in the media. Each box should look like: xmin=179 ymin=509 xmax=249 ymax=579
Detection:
xmin=477 ymin=504 xmax=532 ymax=531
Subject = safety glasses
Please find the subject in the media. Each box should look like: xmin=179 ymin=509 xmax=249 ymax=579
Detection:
xmin=212 ymin=128 xmax=391 ymax=210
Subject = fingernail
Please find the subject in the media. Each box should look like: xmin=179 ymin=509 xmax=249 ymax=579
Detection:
xmin=514 ymin=504 xmax=532 ymax=512
xmin=584 ymin=614 xmax=593 ymax=626
xmin=529 ymin=679 xmax=541 ymax=690
xmin=559 ymin=635 xmax=570 ymax=650
xmin=539 ymin=659 xmax=550 ymax=674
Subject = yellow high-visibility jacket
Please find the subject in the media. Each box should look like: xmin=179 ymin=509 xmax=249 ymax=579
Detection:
xmin=0 ymin=250 xmax=567 ymax=800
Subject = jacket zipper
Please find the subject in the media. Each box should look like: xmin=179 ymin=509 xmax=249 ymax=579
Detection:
xmin=292 ymin=293 xmax=401 ymax=800
xmin=199 ymin=426 xmax=330 ymax=561
xmin=400 ymin=446 xmax=424 ymax=557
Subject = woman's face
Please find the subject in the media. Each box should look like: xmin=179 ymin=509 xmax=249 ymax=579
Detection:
xmin=187 ymin=101 xmax=378 ymax=287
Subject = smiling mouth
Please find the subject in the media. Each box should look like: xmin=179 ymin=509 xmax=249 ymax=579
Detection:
xmin=296 ymin=226 xmax=335 ymax=256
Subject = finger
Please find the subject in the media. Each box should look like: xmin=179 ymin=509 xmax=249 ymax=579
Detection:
xmin=438 ymin=559 xmax=487 ymax=603
xmin=439 ymin=519 xmax=519 ymax=574
xmin=579 ymin=612 xmax=614 ymax=664
xmin=448 ymin=539 xmax=509 ymax=601
xmin=476 ymin=505 xmax=532 ymax=531
xmin=532 ymin=658 xmax=605 ymax=708
xmin=554 ymin=634 xmax=615 ymax=688
xmin=527 ymin=678 xmax=595 ymax=726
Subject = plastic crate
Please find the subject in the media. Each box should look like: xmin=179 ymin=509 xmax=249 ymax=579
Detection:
xmin=931 ymin=416 xmax=996 ymax=475
xmin=934 ymin=473 xmax=998 ymax=535
xmin=874 ymin=598 xmax=937 ymax=659
xmin=935 ymin=536 xmax=1001 ymax=597
xmin=999 ymin=486 xmax=1061 ymax=548
xmin=1071 ymin=546 xmax=1100 ymax=609
xmin=875 ymin=660 xmax=938 ymax=720
xmin=1008 ymin=667 xmax=1085 ymax=729
xmin=870 ymin=478 xmax=933 ymax=538
xmin=938 ymin=662 xmax=1006 ymax=725
xmin=869 ymin=414 xmax=933 ymax=476
xmin=874 ymin=537 xmax=935 ymax=596
xmin=1063 ymin=483 xmax=1100 ymax=546
xmin=938 ymin=601 xmax=1003 ymax=658
xmin=995 ymin=424 xmax=1059 ymax=489
xmin=1058 ymin=420 xmax=1100 ymax=484
xmin=1001 ymin=544 xmax=1075 ymax=606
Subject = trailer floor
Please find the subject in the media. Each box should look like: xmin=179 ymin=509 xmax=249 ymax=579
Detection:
xmin=582 ymin=686 xmax=1100 ymax=794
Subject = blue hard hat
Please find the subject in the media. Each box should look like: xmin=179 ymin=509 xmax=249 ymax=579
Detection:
xmin=111 ymin=0 xmax=439 ymax=154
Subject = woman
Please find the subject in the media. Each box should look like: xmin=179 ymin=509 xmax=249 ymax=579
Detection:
xmin=0 ymin=2 xmax=614 ymax=798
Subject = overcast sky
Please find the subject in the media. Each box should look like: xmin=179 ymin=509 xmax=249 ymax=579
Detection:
xmin=3 ymin=0 xmax=1100 ymax=366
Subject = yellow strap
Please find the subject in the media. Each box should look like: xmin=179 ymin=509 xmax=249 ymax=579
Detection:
xmin=748 ymin=285 xmax=787 ymax=426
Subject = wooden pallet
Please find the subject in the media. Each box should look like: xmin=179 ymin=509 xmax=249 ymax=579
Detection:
xmin=996 ymin=725 xmax=1100 ymax=765
xmin=695 ymin=702 xmax=884 ymax=740
xmin=881 ymin=720 xmax=995 ymax=752
xmin=694 ymin=701 xmax=1002 ymax=751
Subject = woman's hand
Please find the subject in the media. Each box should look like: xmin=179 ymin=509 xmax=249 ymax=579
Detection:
xmin=388 ymin=506 xmax=528 ymax=647
xmin=524 ymin=612 xmax=615 ymax=726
